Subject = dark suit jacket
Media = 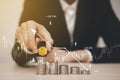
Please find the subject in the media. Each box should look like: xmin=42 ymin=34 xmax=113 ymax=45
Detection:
xmin=12 ymin=0 xmax=120 ymax=66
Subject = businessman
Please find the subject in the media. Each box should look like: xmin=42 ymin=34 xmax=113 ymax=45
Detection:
xmin=12 ymin=0 xmax=120 ymax=66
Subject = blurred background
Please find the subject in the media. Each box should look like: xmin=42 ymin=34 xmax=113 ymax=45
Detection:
xmin=0 ymin=0 xmax=24 ymax=63
xmin=0 ymin=0 xmax=120 ymax=63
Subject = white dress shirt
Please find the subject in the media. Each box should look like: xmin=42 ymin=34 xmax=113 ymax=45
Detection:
xmin=59 ymin=0 xmax=93 ymax=62
xmin=59 ymin=0 xmax=78 ymax=44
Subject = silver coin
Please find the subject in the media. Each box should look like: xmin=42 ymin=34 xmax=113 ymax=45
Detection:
xmin=36 ymin=57 xmax=46 ymax=63
xmin=46 ymin=62 xmax=50 ymax=74
xmin=81 ymin=70 xmax=90 ymax=75
xmin=70 ymin=67 xmax=80 ymax=75
xmin=59 ymin=65 xmax=69 ymax=75
xmin=49 ymin=62 xmax=58 ymax=75
xmin=36 ymin=57 xmax=46 ymax=75
xmin=36 ymin=63 xmax=46 ymax=75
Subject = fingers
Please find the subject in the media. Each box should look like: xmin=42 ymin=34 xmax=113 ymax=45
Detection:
xmin=36 ymin=22 xmax=54 ymax=42
xmin=15 ymin=20 xmax=54 ymax=53
xmin=15 ymin=21 xmax=36 ymax=53
xmin=34 ymin=21 xmax=54 ymax=51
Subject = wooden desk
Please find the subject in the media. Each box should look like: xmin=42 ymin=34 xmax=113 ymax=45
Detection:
xmin=0 ymin=63 xmax=120 ymax=80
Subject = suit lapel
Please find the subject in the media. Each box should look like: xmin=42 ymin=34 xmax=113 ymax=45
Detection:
xmin=45 ymin=0 xmax=71 ymax=47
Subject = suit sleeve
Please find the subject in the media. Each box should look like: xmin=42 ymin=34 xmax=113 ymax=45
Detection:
xmin=12 ymin=42 xmax=38 ymax=66
xmin=90 ymin=47 xmax=120 ymax=63
xmin=19 ymin=0 xmax=36 ymax=25
xmin=90 ymin=0 xmax=120 ymax=63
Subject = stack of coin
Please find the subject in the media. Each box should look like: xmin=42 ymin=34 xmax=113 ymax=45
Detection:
xmin=81 ymin=70 xmax=90 ymax=75
xmin=70 ymin=67 xmax=80 ymax=75
xmin=45 ymin=62 xmax=50 ymax=74
xmin=59 ymin=65 xmax=69 ymax=75
xmin=49 ymin=62 xmax=58 ymax=75
xmin=36 ymin=57 xmax=46 ymax=75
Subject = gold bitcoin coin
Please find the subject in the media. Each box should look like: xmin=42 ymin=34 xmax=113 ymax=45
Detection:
xmin=38 ymin=46 xmax=47 ymax=56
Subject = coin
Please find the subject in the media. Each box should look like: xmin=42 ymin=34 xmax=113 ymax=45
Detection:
xmin=38 ymin=46 xmax=47 ymax=56
xmin=46 ymin=62 xmax=50 ymax=74
xmin=81 ymin=70 xmax=90 ymax=75
xmin=49 ymin=62 xmax=58 ymax=75
xmin=59 ymin=65 xmax=69 ymax=75
xmin=70 ymin=67 xmax=80 ymax=74
xmin=36 ymin=57 xmax=46 ymax=75
xmin=36 ymin=62 xmax=46 ymax=75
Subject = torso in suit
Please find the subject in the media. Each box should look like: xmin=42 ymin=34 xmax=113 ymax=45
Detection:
xmin=19 ymin=0 xmax=120 ymax=49
xmin=12 ymin=0 xmax=120 ymax=66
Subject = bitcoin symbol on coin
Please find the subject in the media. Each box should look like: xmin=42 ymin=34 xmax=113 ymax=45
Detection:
xmin=38 ymin=46 xmax=47 ymax=56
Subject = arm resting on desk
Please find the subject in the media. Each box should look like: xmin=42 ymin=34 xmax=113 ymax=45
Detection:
xmin=11 ymin=42 xmax=120 ymax=66
xmin=90 ymin=47 xmax=120 ymax=63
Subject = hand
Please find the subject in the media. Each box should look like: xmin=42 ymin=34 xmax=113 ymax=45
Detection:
xmin=46 ymin=47 xmax=89 ymax=63
xmin=15 ymin=20 xmax=54 ymax=53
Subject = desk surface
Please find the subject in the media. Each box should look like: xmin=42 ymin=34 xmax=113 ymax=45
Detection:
xmin=0 ymin=63 xmax=120 ymax=80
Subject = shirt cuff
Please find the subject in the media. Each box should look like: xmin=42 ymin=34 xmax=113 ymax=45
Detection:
xmin=84 ymin=49 xmax=93 ymax=62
